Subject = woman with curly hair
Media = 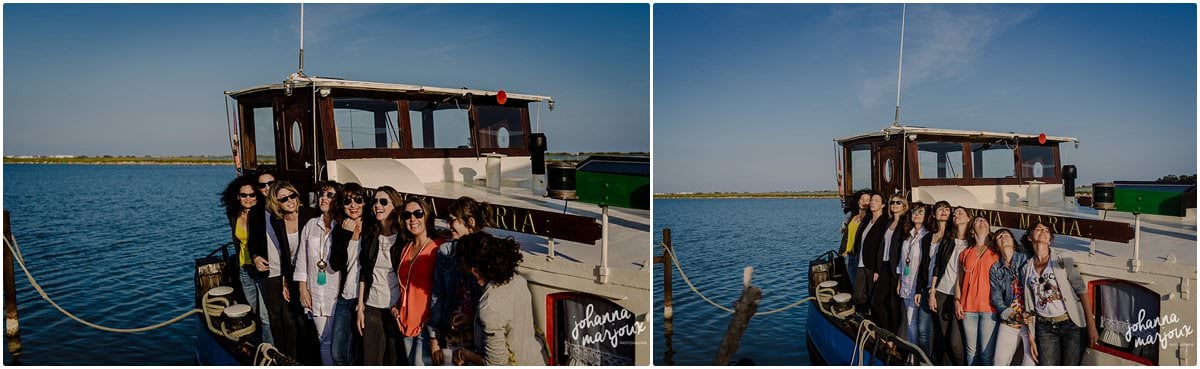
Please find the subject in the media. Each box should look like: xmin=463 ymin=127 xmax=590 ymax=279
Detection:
xmin=220 ymin=175 xmax=272 ymax=342
xmin=451 ymin=233 xmax=546 ymax=366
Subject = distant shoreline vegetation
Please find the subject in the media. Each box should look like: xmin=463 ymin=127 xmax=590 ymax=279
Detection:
xmin=3 ymin=152 xmax=649 ymax=165
xmin=656 ymin=191 xmax=840 ymax=199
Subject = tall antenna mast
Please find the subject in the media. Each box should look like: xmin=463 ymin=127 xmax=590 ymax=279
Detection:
xmin=297 ymin=3 xmax=306 ymax=76
xmin=893 ymin=3 xmax=906 ymax=126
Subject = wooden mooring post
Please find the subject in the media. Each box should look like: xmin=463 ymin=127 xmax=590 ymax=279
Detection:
xmin=4 ymin=210 xmax=22 ymax=362
xmin=654 ymin=228 xmax=675 ymax=365
xmin=713 ymin=267 xmax=760 ymax=366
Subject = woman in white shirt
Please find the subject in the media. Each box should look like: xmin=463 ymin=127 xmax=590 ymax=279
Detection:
xmin=295 ymin=181 xmax=341 ymax=365
xmin=896 ymin=204 xmax=930 ymax=343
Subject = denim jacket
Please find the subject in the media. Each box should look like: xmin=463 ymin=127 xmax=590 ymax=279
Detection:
xmin=429 ymin=240 xmax=461 ymax=342
xmin=989 ymin=250 xmax=1030 ymax=321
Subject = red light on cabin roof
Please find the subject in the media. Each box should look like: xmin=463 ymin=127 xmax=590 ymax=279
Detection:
xmin=1038 ymin=133 xmax=1047 ymax=145
xmin=497 ymin=90 xmax=507 ymax=105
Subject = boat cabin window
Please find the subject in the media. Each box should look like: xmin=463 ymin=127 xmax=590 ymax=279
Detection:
xmin=408 ymin=100 xmax=472 ymax=149
xmin=969 ymin=143 xmax=1015 ymax=178
xmin=1019 ymin=145 xmax=1056 ymax=179
xmin=251 ymin=105 xmax=276 ymax=164
xmin=917 ymin=141 xmax=964 ymax=179
xmin=476 ymin=106 xmax=526 ymax=149
xmin=333 ymin=97 xmax=401 ymax=149
xmin=848 ymin=144 xmax=872 ymax=191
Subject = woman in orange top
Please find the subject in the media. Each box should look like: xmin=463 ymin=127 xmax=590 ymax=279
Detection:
xmin=955 ymin=215 xmax=1000 ymax=365
xmin=392 ymin=197 xmax=441 ymax=366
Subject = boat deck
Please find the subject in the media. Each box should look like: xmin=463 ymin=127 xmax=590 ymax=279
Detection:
xmin=984 ymin=202 xmax=1197 ymax=268
xmin=423 ymin=181 xmax=651 ymax=271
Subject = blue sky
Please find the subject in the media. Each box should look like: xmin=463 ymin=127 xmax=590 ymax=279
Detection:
xmin=4 ymin=3 xmax=649 ymax=156
xmin=655 ymin=4 xmax=1196 ymax=192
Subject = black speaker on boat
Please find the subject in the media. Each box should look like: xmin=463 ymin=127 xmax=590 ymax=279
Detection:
xmin=530 ymin=133 xmax=547 ymax=175
xmin=1093 ymin=182 xmax=1115 ymax=210
xmin=1062 ymin=165 xmax=1077 ymax=197
xmin=547 ymin=162 xmax=577 ymax=200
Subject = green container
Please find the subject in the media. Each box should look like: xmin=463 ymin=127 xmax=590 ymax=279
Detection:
xmin=575 ymin=156 xmax=650 ymax=210
xmin=1113 ymin=182 xmax=1194 ymax=217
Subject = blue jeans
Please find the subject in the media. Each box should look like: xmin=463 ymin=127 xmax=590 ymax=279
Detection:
xmin=331 ymin=297 xmax=359 ymax=365
xmin=240 ymin=267 xmax=274 ymax=344
xmin=1035 ymin=319 xmax=1084 ymax=366
xmin=914 ymin=299 xmax=934 ymax=356
xmin=402 ymin=331 xmax=431 ymax=366
xmin=961 ymin=312 xmax=998 ymax=365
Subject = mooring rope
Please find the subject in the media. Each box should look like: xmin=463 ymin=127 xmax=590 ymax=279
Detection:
xmin=4 ymin=236 xmax=200 ymax=333
xmin=660 ymin=241 xmax=814 ymax=316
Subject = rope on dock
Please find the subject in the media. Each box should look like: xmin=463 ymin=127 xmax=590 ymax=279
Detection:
xmin=660 ymin=241 xmax=814 ymax=316
xmin=3 ymin=236 xmax=201 ymax=333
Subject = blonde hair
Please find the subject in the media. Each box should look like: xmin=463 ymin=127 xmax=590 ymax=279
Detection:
xmin=267 ymin=180 xmax=300 ymax=218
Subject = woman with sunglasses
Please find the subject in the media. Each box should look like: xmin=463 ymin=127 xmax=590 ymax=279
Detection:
xmin=353 ymin=186 xmax=408 ymax=365
xmin=243 ymin=171 xmax=278 ymax=344
xmin=295 ymin=181 xmax=342 ymax=365
xmin=258 ymin=180 xmax=316 ymax=360
xmin=220 ymin=175 xmax=268 ymax=335
xmin=852 ymin=193 xmax=886 ymax=316
xmin=1021 ymin=221 xmax=1097 ymax=366
xmin=956 ymin=215 xmax=1000 ymax=365
xmin=897 ymin=204 xmax=931 ymax=346
xmin=925 ymin=202 xmax=965 ymax=364
xmin=989 ymin=229 xmax=1034 ymax=365
xmin=390 ymin=197 xmax=442 ymax=365
xmin=869 ymin=195 xmax=908 ymax=334
xmin=451 ymin=233 xmax=547 ymax=366
xmin=329 ymin=182 xmax=372 ymax=365
xmin=430 ymin=196 xmax=488 ymax=365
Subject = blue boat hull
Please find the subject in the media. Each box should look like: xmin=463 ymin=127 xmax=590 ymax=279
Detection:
xmin=805 ymin=301 xmax=885 ymax=366
xmin=194 ymin=317 xmax=240 ymax=366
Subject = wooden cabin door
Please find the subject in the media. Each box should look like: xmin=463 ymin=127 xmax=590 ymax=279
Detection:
xmin=875 ymin=139 xmax=903 ymax=197
xmin=275 ymin=95 xmax=316 ymax=193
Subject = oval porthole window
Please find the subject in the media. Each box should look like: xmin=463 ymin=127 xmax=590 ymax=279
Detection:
xmin=1032 ymin=162 xmax=1044 ymax=177
xmin=291 ymin=120 xmax=303 ymax=154
xmin=496 ymin=127 xmax=510 ymax=148
xmin=883 ymin=159 xmax=894 ymax=183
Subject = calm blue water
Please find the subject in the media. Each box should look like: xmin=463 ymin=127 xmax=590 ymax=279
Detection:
xmin=653 ymin=198 xmax=842 ymax=365
xmin=3 ymin=164 xmax=234 ymax=365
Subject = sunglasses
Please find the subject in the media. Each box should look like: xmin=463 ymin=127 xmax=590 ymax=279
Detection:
xmin=372 ymin=198 xmax=391 ymax=207
xmin=238 ymin=193 xmax=256 ymax=199
xmin=400 ymin=210 xmax=425 ymax=220
xmin=277 ymin=193 xmax=298 ymax=202
xmin=320 ymin=191 xmax=337 ymax=199
xmin=890 ymin=200 xmax=905 ymax=205
xmin=257 ymin=181 xmax=276 ymax=189
xmin=342 ymin=196 xmax=365 ymax=205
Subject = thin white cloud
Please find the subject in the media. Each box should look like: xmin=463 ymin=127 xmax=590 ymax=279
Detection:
xmin=845 ymin=4 xmax=1038 ymax=108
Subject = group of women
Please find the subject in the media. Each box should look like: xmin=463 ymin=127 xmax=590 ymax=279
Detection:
xmin=220 ymin=172 xmax=547 ymax=366
xmin=839 ymin=190 xmax=1099 ymax=366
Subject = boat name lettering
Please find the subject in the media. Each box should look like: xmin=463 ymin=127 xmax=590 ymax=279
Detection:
xmin=964 ymin=207 xmax=1089 ymax=236
xmin=488 ymin=205 xmax=538 ymax=235
xmin=571 ymin=303 xmax=647 ymax=348
xmin=1124 ymin=308 xmax=1194 ymax=350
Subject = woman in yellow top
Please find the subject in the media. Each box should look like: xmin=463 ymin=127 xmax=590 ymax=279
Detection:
xmin=838 ymin=190 xmax=872 ymax=280
xmin=221 ymin=175 xmax=266 ymax=331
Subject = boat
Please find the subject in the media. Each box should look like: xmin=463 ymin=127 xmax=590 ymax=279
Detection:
xmin=192 ymin=73 xmax=650 ymax=365
xmin=805 ymin=124 xmax=1197 ymax=365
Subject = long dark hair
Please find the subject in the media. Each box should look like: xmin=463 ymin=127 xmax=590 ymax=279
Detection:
xmin=458 ymin=233 xmax=523 ymax=285
xmin=844 ymin=190 xmax=872 ymax=215
xmin=904 ymin=203 xmax=930 ymax=240
xmin=333 ymin=182 xmax=371 ymax=226
xmin=220 ymin=175 xmax=258 ymax=224
xmin=948 ymin=206 xmax=970 ymax=241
